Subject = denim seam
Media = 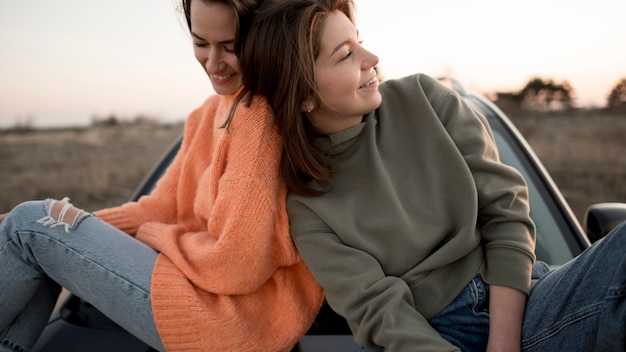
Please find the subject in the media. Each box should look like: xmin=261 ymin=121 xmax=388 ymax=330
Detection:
xmin=16 ymin=230 xmax=151 ymax=298
xmin=521 ymin=303 xmax=602 ymax=349
xmin=607 ymin=285 xmax=626 ymax=299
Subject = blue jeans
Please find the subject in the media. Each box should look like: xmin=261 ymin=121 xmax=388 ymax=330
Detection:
xmin=522 ymin=221 xmax=626 ymax=351
xmin=0 ymin=199 xmax=165 ymax=352
xmin=360 ymin=276 xmax=491 ymax=352
xmin=361 ymin=221 xmax=626 ymax=351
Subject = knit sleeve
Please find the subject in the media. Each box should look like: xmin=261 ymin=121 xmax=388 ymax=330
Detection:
xmin=94 ymin=104 xmax=204 ymax=234
xmin=136 ymin=97 xmax=299 ymax=295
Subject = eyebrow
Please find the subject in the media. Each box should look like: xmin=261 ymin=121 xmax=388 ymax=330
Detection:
xmin=330 ymin=39 xmax=352 ymax=56
xmin=191 ymin=31 xmax=235 ymax=45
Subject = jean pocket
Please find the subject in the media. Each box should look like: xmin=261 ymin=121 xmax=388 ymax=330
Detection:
xmin=430 ymin=276 xmax=490 ymax=325
xmin=470 ymin=276 xmax=490 ymax=317
xmin=429 ymin=276 xmax=491 ymax=350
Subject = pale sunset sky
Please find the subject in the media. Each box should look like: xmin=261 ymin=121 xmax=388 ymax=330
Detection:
xmin=1 ymin=0 xmax=625 ymax=128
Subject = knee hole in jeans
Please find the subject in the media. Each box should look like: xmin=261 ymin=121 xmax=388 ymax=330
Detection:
xmin=37 ymin=198 xmax=89 ymax=232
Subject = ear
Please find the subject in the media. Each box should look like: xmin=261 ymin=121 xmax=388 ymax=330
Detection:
xmin=301 ymin=99 xmax=315 ymax=113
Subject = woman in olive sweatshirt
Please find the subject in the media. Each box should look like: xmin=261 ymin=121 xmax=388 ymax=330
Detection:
xmin=235 ymin=0 xmax=626 ymax=351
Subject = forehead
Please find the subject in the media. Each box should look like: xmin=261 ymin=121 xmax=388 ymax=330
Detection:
xmin=318 ymin=11 xmax=357 ymax=53
xmin=190 ymin=1 xmax=236 ymax=40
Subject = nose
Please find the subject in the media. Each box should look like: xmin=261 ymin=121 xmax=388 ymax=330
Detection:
xmin=360 ymin=47 xmax=379 ymax=71
xmin=206 ymin=49 xmax=225 ymax=74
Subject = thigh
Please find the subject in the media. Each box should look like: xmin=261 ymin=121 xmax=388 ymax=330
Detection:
xmin=5 ymin=200 xmax=164 ymax=350
xmin=522 ymin=223 xmax=626 ymax=351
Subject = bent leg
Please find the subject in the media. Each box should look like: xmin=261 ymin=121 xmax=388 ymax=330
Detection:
xmin=0 ymin=199 xmax=164 ymax=351
xmin=522 ymin=222 xmax=626 ymax=351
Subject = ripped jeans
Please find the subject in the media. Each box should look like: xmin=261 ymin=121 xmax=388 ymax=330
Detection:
xmin=0 ymin=199 xmax=165 ymax=352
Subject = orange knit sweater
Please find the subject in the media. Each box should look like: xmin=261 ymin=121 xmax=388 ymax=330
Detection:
xmin=95 ymin=92 xmax=323 ymax=351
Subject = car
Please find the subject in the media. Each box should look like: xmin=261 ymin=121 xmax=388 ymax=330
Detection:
xmin=33 ymin=78 xmax=626 ymax=351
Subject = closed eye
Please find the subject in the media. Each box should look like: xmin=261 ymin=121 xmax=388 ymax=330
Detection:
xmin=338 ymin=40 xmax=364 ymax=62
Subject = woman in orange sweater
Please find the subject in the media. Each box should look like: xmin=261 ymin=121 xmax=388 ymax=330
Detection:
xmin=0 ymin=0 xmax=323 ymax=351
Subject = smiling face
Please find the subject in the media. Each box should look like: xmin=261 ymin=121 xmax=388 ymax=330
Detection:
xmin=190 ymin=1 xmax=242 ymax=95
xmin=309 ymin=10 xmax=382 ymax=134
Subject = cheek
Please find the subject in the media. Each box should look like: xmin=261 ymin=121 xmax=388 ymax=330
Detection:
xmin=226 ymin=56 xmax=241 ymax=74
xmin=317 ymin=73 xmax=344 ymax=99
xmin=193 ymin=49 xmax=206 ymax=66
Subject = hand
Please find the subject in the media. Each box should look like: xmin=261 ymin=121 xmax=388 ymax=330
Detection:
xmin=0 ymin=213 xmax=7 ymax=224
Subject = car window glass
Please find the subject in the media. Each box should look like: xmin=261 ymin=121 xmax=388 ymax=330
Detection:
xmin=492 ymin=130 xmax=575 ymax=267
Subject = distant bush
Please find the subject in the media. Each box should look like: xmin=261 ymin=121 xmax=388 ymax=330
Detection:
xmin=607 ymin=78 xmax=626 ymax=112
xmin=91 ymin=114 xmax=120 ymax=127
xmin=91 ymin=113 xmax=161 ymax=127
xmin=1 ymin=115 xmax=36 ymax=133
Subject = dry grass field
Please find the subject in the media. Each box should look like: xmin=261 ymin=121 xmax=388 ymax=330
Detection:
xmin=0 ymin=122 xmax=184 ymax=213
xmin=1 ymin=109 xmax=625 ymax=225
xmin=504 ymin=108 xmax=626 ymax=223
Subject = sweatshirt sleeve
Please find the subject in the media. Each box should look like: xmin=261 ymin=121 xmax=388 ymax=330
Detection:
xmin=291 ymin=214 xmax=459 ymax=352
xmin=423 ymin=75 xmax=536 ymax=293
xmin=134 ymin=98 xmax=299 ymax=295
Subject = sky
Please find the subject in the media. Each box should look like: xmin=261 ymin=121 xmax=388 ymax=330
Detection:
xmin=1 ymin=0 xmax=625 ymax=128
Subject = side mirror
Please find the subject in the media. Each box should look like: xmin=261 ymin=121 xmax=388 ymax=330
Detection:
xmin=583 ymin=202 xmax=626 ymax=243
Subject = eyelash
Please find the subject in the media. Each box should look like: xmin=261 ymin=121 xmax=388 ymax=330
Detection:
xmin=193 ymin=43 xmax=235 ymax=54
xmin=340 ymin=41 xmax=364 ymax=61
xmin=341 ymin=51 xmax=353 ymax=61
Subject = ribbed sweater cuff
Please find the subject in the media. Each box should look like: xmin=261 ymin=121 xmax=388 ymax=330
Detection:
xmin=94 ymin=205 xmax=141 ymax=235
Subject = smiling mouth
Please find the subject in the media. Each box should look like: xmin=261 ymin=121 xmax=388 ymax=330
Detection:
xmin=360 ymin=76 xmax=378 ymax=88
xmin=211 ymin=73 xmax=236 ymax=82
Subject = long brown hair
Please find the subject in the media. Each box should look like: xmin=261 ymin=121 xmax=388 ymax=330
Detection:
xmin=237 ymin=0 xmax=355 ymax=196
xmin=181 ymin=0 xmax=257 ymax=50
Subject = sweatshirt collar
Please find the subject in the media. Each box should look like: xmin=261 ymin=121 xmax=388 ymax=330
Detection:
xmin=315 ymin=111 xmax=376 ymax=153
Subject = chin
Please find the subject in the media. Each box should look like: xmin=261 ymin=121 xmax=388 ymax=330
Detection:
xmin=210 ymin=77 xmax=242 ymax=96
xmin=213 ymin=84 xmax=239 ymax=96
xmin=367 ymin=94 xmax=383 ymax=111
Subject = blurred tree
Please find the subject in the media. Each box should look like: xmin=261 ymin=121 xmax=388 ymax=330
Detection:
xmin=607 ymin=78 xmax=626 ymax=112
xmin=91 ymin=114 xmax=120 ymax=127
xmin=492 ymin=77 xmax=574 ymax=112
xmin=519 ymin=77 xmax=574 ymax=111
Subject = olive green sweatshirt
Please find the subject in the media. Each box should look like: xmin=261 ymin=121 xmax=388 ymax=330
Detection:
xmin=289 ymin=74 xmax=536 ymax=351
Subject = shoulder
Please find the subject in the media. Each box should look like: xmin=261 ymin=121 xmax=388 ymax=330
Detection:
xmin=375 ymin=73 xmax=453 ymax=113
xmin=380 ymin=73 xmax=452 ymax=104
xmin=229 ymin=95 xmax=275 ymax=136
xmin=378 ymin=74 xmax=467 ymax=121
xmin=183 ymin=94 xmax=223 ymax=128
xmin=223 ymin=95 xmax=282 ymax=167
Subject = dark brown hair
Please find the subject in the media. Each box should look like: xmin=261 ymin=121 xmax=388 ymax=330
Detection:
xmin=181 ymin=0 xmax=257 ymax=128
xmin=182 ymin=0 xmax=257 ymax=50
xmin=237 ymin=0 xmax=355 ymax=196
